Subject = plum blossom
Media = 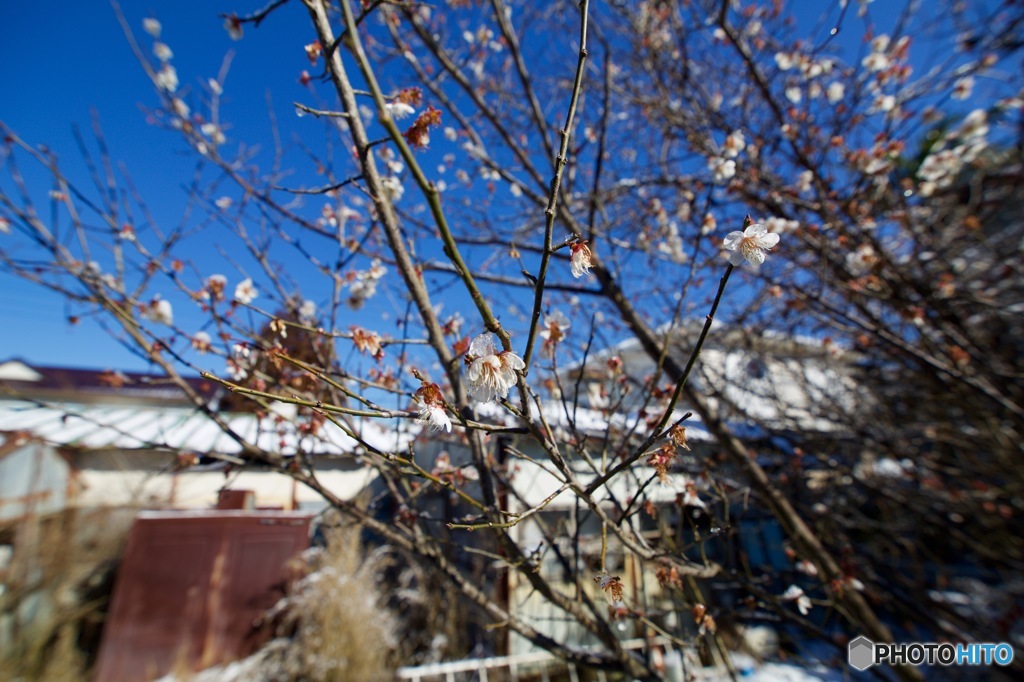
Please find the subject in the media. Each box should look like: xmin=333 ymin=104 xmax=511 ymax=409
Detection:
xmin=224 ymin=15 xmax=243 ymax=41
xmin=204 ymin=274 xmax=228 ymax=301
xmin=171 ymin=98 xmax=189 ymax=118
xmin=385 ymin=101 xmax=416 ymax=120
xmin=827 ymin=82 xmax=845 ymax=103
xmin=381 ymin=176 xmax=404 ymax=202
xmin=569 ymin=241 xmax=593 ymax=278
xmin=869 ymin=94 xmax=897 ymax=115
xmin=723 ymin=223 xmax=781 ymax=266
xmin=796 ymin=170 xmax=814 ymax=193
xmin=351 ymin=327 xmax=384 ymax=359
xmin=155 ymin=64 xmax=178 ymax=92
xmin=539 ymin=310 xmax=570 ymax=354
xmin=465 ymin=333 xmax=524 ymax=402
xmin=191 ymin=331 xmax=212 ymax=353
xmin=0 ymin=217 xmax=10 ymax=234
xmin=419 ymin=406 xmax=451 ymax=434
xmin=952 ymin=75 xmax=974 ymax=100
xmin=861 ymin=33 xmax=899 ymax=73
xmin=708 ymin=157 xmax=736 ymax=183
xmin=298 ymin=299 xmax=317 ymax=324
xmin=304 ymin=40 xmax=322 ymax=64
xmin=201 ymin=123 xmax=226 ymax=146
xmin=414 ymin=382 xmax=451 ymax=433
xmin=723 ymin=130 xmax=745 ymax=158
xmin=782 ymin=585 xmax=812 ymax=615
xmin=594 ymin=572 xmax=624 ymax=603
xmin=846 ymin=243 xmax=880 ymax=276
xmin=347 ymin=259 xmax=387 ymax=308
xmin=141 ymin=298 xmax=173 ymax=325
xmin=775 ymin=52 xmax=795 ymax=70
xmin=227 ymin=344 xmax=252 ymax=381
xmin=143 ymin=18 xmax=162 ymax=37
xmin=153 ymin=42 xmax=173 ymax=62
xmin=701 ymin=212 xmax=717 ymax=235
xmin=234 ymin=278 xmax=258 ymax=305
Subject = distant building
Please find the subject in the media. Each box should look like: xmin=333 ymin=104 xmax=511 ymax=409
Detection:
xmin=0 ymin=359 xmax=390 ymax=516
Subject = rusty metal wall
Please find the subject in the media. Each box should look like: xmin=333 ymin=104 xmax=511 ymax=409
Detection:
xmin=93 ymin=511 xmax=311 ymax=682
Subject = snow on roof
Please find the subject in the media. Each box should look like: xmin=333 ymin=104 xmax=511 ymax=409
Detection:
xmin=0 ymin=399 xmax=417 ymax=457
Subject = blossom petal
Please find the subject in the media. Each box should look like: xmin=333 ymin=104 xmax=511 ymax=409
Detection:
xmin=758 ymin=232 xmax=780 ymax=249
xmin=723 ymin=231 xmax=744 ymax=250
xmin=468 ymin=333 xmax=495 ymax=357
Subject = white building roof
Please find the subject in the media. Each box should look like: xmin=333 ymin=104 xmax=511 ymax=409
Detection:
xmin=0 ymin=399 xmax=415 ymax=457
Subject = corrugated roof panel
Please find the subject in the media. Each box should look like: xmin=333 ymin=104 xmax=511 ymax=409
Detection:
xmin=162 ymin=414 xmax=226 ymax=451
xmin=0 ymin=401 xmax=68 ymax=432
xmin=1 ymin=399 xmax=419 ymax=458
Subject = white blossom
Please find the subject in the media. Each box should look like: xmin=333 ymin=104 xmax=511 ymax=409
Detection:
xmin=796 ymin=170 xmax=814 ymax=193
xmin=143 ymin=18 xmax=162 ymax=37
xmin=708 ymin=157 xmax=736 ymax=183
xmin=775 ymin=52 xmax=795 ymax=71
xmin=204 ymin=274 xmax=228 ymax=301
xmin=234 ymin=278 xmax=258 ymax=305
xmin=570 ymin=242 xmax=593 ymax=278
xmin=385 ymin=101 xmax=416 ymax=120
xmin=701 ymin=213 xmax=717 ymax=235
xmin=155 ymin=64 xmax=179 ymax=92
xmin=782 ymin=585 xmax=812 ymax=615
xmin=723 ymin=130 xmax=745 ymax=158
xmin=192 ymin=331 xmax=212 ymax=353
xmin=869 ymin=94 xmax=897 ymax=115
xmin=348 ymin=259 xmax=387 ymax=308
xmin=227 ymin=344 xmax=252 ymax=380
xmin=827 ymin=82 xmax=846 ymax=104
xmin=381 ymin=176 xmax=404 ymax=202
xmin=224 ymin=16 xmax=243 ymax=41
xmin=723 ymin=223 xmax=781 ymax=266
xmin=952 ymin=75 xmax=974 ymax=100
xmin=201 ymin=123 xmax=225 ymax=146
xmin=299 ymin=299 xmax=317 ymax=323
xmin=846 ymin=244 xmax=879 ymax=276
xmin=171 ymin=98 xmax=189 ymax=118
xmin=540 ymin=311 xmax=570 ymax=353
xmin=417 ymin=404 xmax=452 ymax=433
xmin=141 ymin=298 xmax=173 ymax=325
xmin=465 ymin=333 xmax=524 ymax=403
xmin=153 ymin=42 xmax=173 ymax=62
xmin=956 ymin=108 xmax=989 ymax=140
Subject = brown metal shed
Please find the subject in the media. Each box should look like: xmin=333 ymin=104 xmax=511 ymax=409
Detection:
xmin=93 ymin=510 xmax=311 ymax=682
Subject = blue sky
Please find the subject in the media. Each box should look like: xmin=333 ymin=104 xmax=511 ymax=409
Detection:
xmin=0 ymin=0 xmax=968 ymax=372
xmin=0 ymin=1 xmax=322 ymax=370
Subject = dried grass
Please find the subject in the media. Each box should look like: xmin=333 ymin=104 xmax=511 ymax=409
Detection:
xmin=0 ymin=507 xmax=133 ymax=681
xmin=251 ymin=522 xmax=397 ymax=682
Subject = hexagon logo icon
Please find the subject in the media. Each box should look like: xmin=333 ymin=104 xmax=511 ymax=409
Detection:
xmin=848 ymin=635 xmax=875 ymax=671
